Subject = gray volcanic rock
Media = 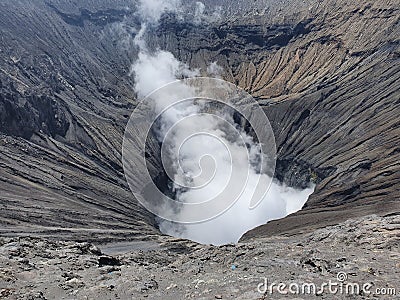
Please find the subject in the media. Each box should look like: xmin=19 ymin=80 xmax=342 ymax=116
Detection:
xmin=0 ymin=0 xmax=399 ymax=243
xmin=0 ymin=214 xmax=398 ymax=299
xmin=0 ymin=0 xmax=158 ymax=241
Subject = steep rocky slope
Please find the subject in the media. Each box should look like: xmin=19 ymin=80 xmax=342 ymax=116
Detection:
xmin=0 ymin=0 xmax=399 ymax=242
xmin=0 ymin=0 xmax=157 ymax=241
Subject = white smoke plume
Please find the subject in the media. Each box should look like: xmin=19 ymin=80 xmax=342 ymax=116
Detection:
xmin=194 ymin=1 xmax=206 ymax=24
xmin=193 ymin=2 xmax=222 ymax=24
xmin=207 ymin=61 xmax=224 ymax=78
xmin=132 ymin=50 xmax=198 ymax=99
xmin=137 ymin=0 xmax=181 ymax=24
xmin=161 ymin=183 xmax=314 ymax=245
xmin=212 ymin=6 xmax=223 ymax=22
xmin=130 ymin=0 xmax=314 ymax=245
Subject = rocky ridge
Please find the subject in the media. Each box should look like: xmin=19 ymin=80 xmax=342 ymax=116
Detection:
xmin=0 ymin=214 xmax=398 ymax=299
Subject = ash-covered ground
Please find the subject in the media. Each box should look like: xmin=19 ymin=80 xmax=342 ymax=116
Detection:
xmin=0 ymin=214 xmax=398 ymax=299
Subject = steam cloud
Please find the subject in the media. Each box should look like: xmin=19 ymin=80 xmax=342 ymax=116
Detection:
xmin=194 ymin=1 xmax=222 ymax=24
xmin=137 ymin=0 xmax=181 ymax=24
xmin=130 ymin=0 xmax=314 ymax=245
